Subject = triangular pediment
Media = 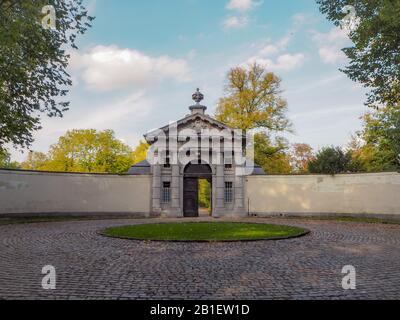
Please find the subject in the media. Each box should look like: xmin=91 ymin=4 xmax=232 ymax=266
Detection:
xmin=144 ymin=113 xmax=235 ymax=143
xmin=176 ymin=113 xmax=233 ymax=131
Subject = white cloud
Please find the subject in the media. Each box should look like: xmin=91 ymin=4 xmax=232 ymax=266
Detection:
xmin=39 ymin=91 xmax=153 ymax=136
xmin=226 ymin=0 xmax=260 ymax=12
xmin=257 ymin=35 xmax=291 ymax=57
xmin=318 ymin=46 xmax=346 ymax=64
xmin=223 ymin=0 xmax=262 ymax=29
xmin=72 ymin=92 xmax=153 ymax=129
xmin=310 ymin=27 xmax=350 ymax=64
xmin=291 ymin=12 xmax=318 ymax=28
xmin=274 ymin=54 xmax=306 ymax=71
xmin=242 ymin=12 xmax=309 ymax=66
xmin=223 ymin=16 xmax=249 ymax=29
xmin=240 ymin=13 xmax=308 ymax=70
xmin=10 ymin=92 xmax=155 ymax=162
xmin=247 ymin=53 xmax=305 ymax=71
xmin=312 ymin=27 xmax=349 ymax=43
xmin=69 ymin=45 xmax=191 ymax=91
xmin=243 ymin=30 xmax=305 ymax=72
xmin=258 ymin=44 xmax=279 ymax=56
xmin=292 ymin=13 xmax=307 ymax=26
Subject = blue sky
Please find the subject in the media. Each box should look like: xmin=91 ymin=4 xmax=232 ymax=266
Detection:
xmin=12 ymin=0 xmax=368 ymax=161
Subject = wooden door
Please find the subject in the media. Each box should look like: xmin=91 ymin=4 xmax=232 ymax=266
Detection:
xmin=183 ymin=178 xmax=199 ymax=217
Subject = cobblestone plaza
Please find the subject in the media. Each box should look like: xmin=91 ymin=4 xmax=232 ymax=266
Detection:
xmin=0 ymin=218 xmax=399 ymax=300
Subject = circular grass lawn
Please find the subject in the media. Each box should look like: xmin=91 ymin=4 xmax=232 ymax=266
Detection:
xmin=103 ymin=222 xmax=309 ymax=242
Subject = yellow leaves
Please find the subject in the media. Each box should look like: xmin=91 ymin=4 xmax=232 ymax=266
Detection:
xmin=215 ymin=63 xmax=290 ymax=132
xmin=131 ymin=140 xmax=149 ymax=165
xmin=20 ymin=129 xmax=136 ymax=174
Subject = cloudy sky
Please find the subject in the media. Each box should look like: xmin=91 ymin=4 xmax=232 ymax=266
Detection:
xmin=12 ymin=0 xmax=368 ymax=161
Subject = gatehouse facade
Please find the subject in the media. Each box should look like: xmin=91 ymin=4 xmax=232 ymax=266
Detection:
xmin=128 ymin=89 xmax=264 ymax=218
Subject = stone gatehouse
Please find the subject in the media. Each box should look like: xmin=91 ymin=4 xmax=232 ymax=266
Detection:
xmin=128 ymin=89 xmax=264 ymax=218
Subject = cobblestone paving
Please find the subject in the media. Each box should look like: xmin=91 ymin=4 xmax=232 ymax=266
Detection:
xmin=0 ymin=217 xmax=399 ymax=300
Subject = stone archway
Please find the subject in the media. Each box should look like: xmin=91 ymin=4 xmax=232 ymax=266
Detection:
xmin=183 ymin=163 xmax=212 ymax=217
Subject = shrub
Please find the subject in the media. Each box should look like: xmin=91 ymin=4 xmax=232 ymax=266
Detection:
xmin=308 ymin=147 xmax=351 ymax=175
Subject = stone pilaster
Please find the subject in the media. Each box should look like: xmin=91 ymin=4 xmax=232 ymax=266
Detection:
xmin=171 ymin=164 xmax=181 ymax=215
xmin=214 ymin=165 xmax=225 ymax=216
xmin=234 ymin=174 xmax=245 ymax=215
xmin=152 ymin=165 xmax=162 ymax=215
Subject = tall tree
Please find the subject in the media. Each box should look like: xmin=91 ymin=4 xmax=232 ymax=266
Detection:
xmin=316 ymin=0 xmax=400 ymax=108
xmin=290 ymin=143 xmax=315 ymax=173
xmin=20 ymin=151 xmax=48 ymax=171
xmin=308 ymin=146 xmax=351 ymax=175
xmin=215 ymin=63 xmax=292 ymax=172
xmin=253 ymin=133 xmax=292 ymax=174
xmin=215 ymin=63 xmax=291 ymax=133
xmin=350 ymin=106 xmax=400 ymax=172
xmin=42 ymin=129 xmax=134 ymax=174
xmin=0 ymin=149 xmax=19 ymax=169
xmin=344 ymin=135 xmax=369 ymax=173
xmin=0 ymin=1 xmax=94 ymax=151
xmin=132 ymin=140 xmax=149 ymax=165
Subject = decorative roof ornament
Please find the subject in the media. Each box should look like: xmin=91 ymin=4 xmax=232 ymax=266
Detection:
xmin=192 ymin=88 xmax=204 ymax=105
xmin=189 ymin=88 xmax=207 ymax=115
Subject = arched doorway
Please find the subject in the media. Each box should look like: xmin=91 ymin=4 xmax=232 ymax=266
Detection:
xmin=183 ymin=163 xmax=212 ymax=217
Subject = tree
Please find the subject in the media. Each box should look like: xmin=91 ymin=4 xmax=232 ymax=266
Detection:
xmin=253 ymin=133 xmax=292 ymax=174
xmin=198 ymin=179 xmax=211 ymax=211
xmin=308 ymin=146 xmax=351 ymax=175
xmin=215 ymin=63 xmax=291 ymax=133
xmin=290 ymin=143 xmax=315 ymax=173
xmin=215 ymin=63 xmax=292 ymax=173
xmin=0 ymin=1 xmax=94 ymax=151
xmin=345 ymin=135 xmax=369 ymax=173
xmin=316 ymin=0 xmax=400 ymax=108
xmin=350 ymin=106 xmax=400 ymax=172
xmin=41 ymin=129 xmax=133 ymax=174
xmin=20 ymin=151 xmax=48 ymax=171
xmin=132 ymin=140 xmax=149 ymax=165
xmin=364 ymin=106 xmax=400 ymax=169
xmin=0 ymin=149 xmax=19 ymax=169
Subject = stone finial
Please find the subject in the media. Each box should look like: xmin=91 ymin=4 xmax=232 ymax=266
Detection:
xmin=192 ymin=88 xmax=204 ymax=105
xmin=189 ymin=88 xmax=207 ymax=115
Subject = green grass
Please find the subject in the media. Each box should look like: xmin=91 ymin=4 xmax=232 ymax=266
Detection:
xmin=103 ymin=222 xmax=308 ymax=242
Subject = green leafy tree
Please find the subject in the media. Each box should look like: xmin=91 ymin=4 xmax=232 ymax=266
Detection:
xmin=20 ymin=151 xmax=48 ymax=171
xmin=132 ymin=140 xmax=149 ymax=165
xmin=198 ymin=179 xmax=211 ymax=211
xmin=253 ymin=133 xmax=292 ymax=174
xmin=316 ymin=0 xmax=400 ymax=108
xmin=350 ymin=106 xmax=400 ymax=172
xmin=363 ymin=106 xmax=400 ymax=169
xmin=0 ymin=0 xmax=94 ymax=151
xmin=344 ymin=136 xmax=368 ymax=173
xmin=215 ymin=63 xmax=292 ymax=173
xmin=42 ymin=129 xmax=134 ymax=174
xmin=215 ymin=63 xmax=291 ymax=133
xmin=0 ymin=149 xmax=19 ymax=169
xmin=308 ymin=146 xmax=351 ymax=175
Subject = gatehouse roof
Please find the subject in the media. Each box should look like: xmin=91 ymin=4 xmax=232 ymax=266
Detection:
xmin=144 ymin=89 xmax=238 ymax=144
